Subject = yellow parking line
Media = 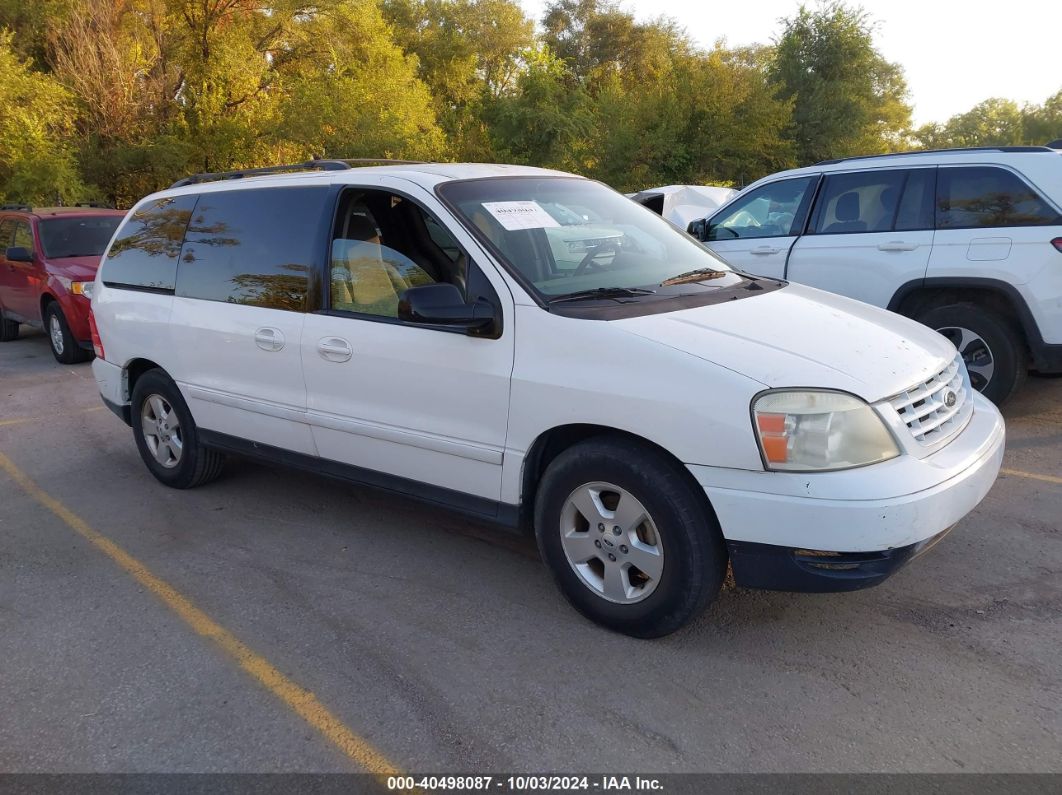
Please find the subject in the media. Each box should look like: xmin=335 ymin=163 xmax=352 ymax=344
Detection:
xmin=0 ymin=418 xmax=34 ymax=428
xmin=1000 ymin=468 xmax=1062 ymax=486
xmin=0 ymin=450 xmax=402 ymax=777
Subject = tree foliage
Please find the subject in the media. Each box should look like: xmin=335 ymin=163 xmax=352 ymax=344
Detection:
xmin=0 ymin=0 xmax=1055 ymax=206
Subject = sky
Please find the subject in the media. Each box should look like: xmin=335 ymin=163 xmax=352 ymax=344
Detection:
xmin=518 ymin=0 xmax=1059 ymax=126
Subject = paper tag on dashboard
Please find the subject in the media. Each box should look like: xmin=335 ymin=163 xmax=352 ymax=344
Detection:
xmin=481 ymin=201 xmax=561 ymax=231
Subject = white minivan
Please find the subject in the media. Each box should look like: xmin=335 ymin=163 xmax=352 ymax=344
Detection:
xmin=90 ymin=161 xmax=1005 ymax=637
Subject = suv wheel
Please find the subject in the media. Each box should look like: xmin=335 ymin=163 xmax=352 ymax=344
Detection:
xmin=0 ymin=308 xmax=19 ymax=342
xmin=916 ymin=302 xmax=1027 ymax=405
xmin=44 ymin=303 xmax=90 ymax=364
xmin=534 ymin=435 xmax=727 ymax=638
xmin=131 ymin=369 xmax=226 ymax=489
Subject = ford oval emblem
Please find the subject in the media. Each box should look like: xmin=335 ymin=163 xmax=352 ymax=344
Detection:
xmin=944 ymin=390 xmax=957 ymax=408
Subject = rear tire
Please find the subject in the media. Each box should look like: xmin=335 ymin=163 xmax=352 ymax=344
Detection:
xmin=916 ymin=302 xmax=1026 ymax=405
xmin=131 ymin=369 xmax=225 ymax=489
xmin=534 ymin=435 xmax=727 ymax=638
xmin=0 ymin=308 xmax=19 ymax=341
xmin=44 ymin=302 xmax=90 ymax=364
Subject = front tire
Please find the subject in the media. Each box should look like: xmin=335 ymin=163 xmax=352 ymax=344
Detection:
xmin=131 ymin=369 xmax=225 ymax=489
xmin=44 ymin=303 xmax=90 ymax=364
xmin=534 ymin=436 xmax=727 ymax=638
xmin=916 ymin=302 xmax=1026 ymax=405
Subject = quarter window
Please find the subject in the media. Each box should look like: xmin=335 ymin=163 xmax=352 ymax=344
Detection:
xmin=177 ymin=187 xmax=329 ymax=312
xmin=0 ymin=219 xmax=16 ymax=249
xmin=812 ymin=170 xmax=906 ymax=235
xmin=937 ymin=167 xmax=1060 ymax=229
xmin=12 ymin=222 xmax=32 ymax=250
xmin=707 ymin=177 xmax=815 ymax=241
xmin=103 ymin=196 xmax=197 ymax=291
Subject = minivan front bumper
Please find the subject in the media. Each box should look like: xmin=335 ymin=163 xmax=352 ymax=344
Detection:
xmin=689 ymin=392 xmax=1005 ymax=592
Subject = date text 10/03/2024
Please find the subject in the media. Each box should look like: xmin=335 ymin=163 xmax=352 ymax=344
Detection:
xmin=386 ymin=776 xmax=664 ymax=791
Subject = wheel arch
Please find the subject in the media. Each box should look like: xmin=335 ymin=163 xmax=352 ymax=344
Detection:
xmin=123 ymin=357 xmax=168 ymax=402
xmin=888 ymin=277 xmax=1041 ymax=350
xmin=518 ymin=423 xmax=719 ymax=532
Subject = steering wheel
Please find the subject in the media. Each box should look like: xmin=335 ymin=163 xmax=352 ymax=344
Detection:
xmin=572 ymin=240 xmax=619 ymax=277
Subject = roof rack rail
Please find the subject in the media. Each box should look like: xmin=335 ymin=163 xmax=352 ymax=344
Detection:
xmin=0 ymin=203 xmax=32 ymax=211
xmin=75 ymin=201 xmax=115 ymax=209
xmin=168 ymin=157 xmax=432 ymax=189
xmin=815 ymin=146 xmax=1056 ymax=166
xmin=169 ymin=159 xmax=353 ymax=189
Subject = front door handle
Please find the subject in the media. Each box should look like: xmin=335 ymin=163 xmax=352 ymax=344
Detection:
xmin=254 ymin=327 xmax=285 ymax=351
xmin=878 ymin=241 xmax=919 ymax=252
xmin=750 ymin=245 xmax=781 ymax=255
xmin=318 ymin=337 xmax=352 ymax=362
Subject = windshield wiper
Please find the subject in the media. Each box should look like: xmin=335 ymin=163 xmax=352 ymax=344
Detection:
xmin=659 ymin=268 xmax=728 ymax=286
xmin=546 ymin=287 xmax=656 ymax=305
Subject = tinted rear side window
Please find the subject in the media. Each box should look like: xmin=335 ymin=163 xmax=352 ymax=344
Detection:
xmin=937 ymin=167 xmax=1060 ymax=228
xmin=177 ymin=187 xmax=328 ymax=312
xmin=812 ymin=170 xmax=906 ymax=234
xmin=103 ymin=196 xmax=197 ymax=291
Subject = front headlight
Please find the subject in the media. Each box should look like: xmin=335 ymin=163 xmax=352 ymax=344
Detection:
xmin=71 ymin=281 xmax=94 ymax=299
xmin=752 ymin=390 xmax=900 ymax=472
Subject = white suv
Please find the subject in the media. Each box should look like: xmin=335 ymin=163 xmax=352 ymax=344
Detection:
xmin=689 ymin=146 xmax=1062 ymax=404
xmin=90 ymin=161 xmax=1005 ymax=637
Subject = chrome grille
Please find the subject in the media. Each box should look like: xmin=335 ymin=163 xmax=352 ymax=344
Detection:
xmin=888 ymin=355 xmax=972 ymax=447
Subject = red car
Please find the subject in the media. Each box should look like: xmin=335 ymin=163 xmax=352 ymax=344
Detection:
xmin=0 ymin=205 xmax=125 ymax=363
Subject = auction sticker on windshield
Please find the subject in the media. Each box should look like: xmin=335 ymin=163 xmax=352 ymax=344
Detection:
xmin=482 ymin=201 xmax=562 ymax=231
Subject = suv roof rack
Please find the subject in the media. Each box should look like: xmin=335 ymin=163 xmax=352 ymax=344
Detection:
xmin=0 ymin=203 xmax=32 ymax=211
xmin=815 ymin=146 xmax=1056 ymax=166
xmin=168 ymin=158 xmax=430 ymax=189
xmin=74 ymin=201 xmax=114 ymax=209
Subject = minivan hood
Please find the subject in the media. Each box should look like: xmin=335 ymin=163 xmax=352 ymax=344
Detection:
xmin=615 ymin=283 xmax=956 ymax=401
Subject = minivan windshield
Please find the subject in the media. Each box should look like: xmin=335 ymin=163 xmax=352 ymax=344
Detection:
xmin=40 ymin=216 xmax=122 ymax=259
xmin=439 ymin=177 xmax=745 ymax=300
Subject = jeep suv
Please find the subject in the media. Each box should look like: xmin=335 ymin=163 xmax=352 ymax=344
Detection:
xmin=90 ymin=161 xmax=1004 ymax=637
xmin=0 ymin=205 xmax=125 ymax=363
xmin=688 ymin=146 xmax=1062 ymax=404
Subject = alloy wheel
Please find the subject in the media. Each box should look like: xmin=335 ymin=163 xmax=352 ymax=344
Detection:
xmin=49 ymin=314 xmax=64 ymax=355
xmin=141 ymin=394 xmax=183 ymax=469
xmin=937 ymin=325 xmax=994 ymax=391
xmin=559 ymin=481 xmax=664 ymax=604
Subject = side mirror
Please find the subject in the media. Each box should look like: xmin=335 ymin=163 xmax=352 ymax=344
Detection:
xmin=398 ymin=283 xmax=496 ymax=334
xmin=6 ymin=246 xmax=32 ymax=263
xmin=687 ymin=219 xmax=707 ymax=241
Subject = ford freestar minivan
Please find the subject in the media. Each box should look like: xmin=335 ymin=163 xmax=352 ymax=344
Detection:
xmin=90 ymin=161 xmax=1006 ymax=637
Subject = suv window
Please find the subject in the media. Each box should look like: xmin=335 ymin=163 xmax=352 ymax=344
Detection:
xmin=104 ymin=196 xmax=197 ymax=291
xmin=937 ymin=166 xmax=1060 ymax=229
xmin=812 ymin=170 xmax=907 ymax=235
xmin=329 ymin=189 xmax=465 ymax=318
xmin=707 ymin=177 xmax=815 ymax=241
xmin=894 ymin=169 xmax=936 ymax=232
xmin=177 ymin=186 xmax=329 ymax=312
xmin=40 ymin=216 xmax=122 ymax=258
xmin=12 ymin=221 xmax=32 ymax=251
xmin=0 ymin=219 xmax=15 ymax=249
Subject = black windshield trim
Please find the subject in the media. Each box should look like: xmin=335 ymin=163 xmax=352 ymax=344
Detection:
xmin=547 ymin=276 xmax=787 ymax=319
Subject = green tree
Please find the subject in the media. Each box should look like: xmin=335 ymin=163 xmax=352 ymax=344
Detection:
xmin=1022 ymin=89 xmax=1062 ymax=145
xmin=769 ymin=2 xmax=911 ymax=165
xmin=0 ymin=30 xmax=83 ymax=204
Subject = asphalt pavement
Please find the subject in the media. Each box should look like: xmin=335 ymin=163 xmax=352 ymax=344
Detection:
xmin=1 ymin=327 xmax=1059 ymax=773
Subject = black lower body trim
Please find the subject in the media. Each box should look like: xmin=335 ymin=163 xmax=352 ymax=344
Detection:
xmin=726 ymin=528 xmax=954 ymax=593
xmin=1030 ymin=341 xmax=1062 ymax=373
xmin=77 ymin=340 xmax=94 ymax=352
xmin=198 ymin=429 xmax=522 ymax=530
xmin=102 ymin=396 xmax=132 ymax=427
